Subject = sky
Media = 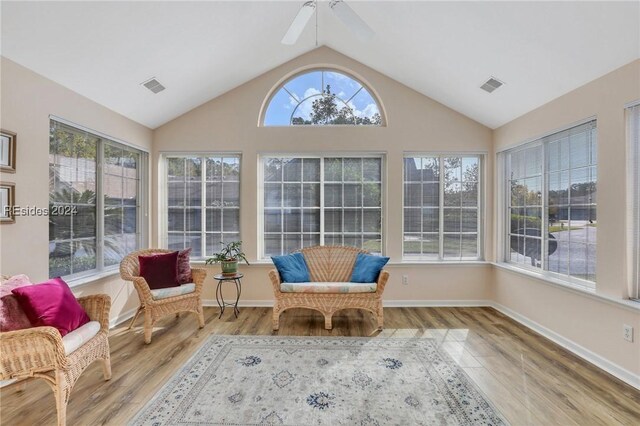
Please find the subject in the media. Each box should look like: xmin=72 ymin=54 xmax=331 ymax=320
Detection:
xmin=264 ymin=71 xmax=380 ymax=125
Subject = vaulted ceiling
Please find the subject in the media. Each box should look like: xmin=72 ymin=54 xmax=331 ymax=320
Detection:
xmin=2 ymin=1 xmax=638 ymax=129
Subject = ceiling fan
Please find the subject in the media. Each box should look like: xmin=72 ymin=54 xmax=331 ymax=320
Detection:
xmin=281 ymin=0 xmax=375 ymax=45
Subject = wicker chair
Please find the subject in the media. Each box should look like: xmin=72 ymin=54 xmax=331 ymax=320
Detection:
xmin=0 ymin=293 xmax=112 ymax=426
xmin=269 ymin=246 xmax=389 ymax=331
xmin=119 ymin=249 xmax=206 ymax=344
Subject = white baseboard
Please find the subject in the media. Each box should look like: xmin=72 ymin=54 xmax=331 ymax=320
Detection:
xmin=383 ymin=299 xmax=492 ymax=307
xmin=489 ymin=301 xmax=640 ymax=390
xmin=106 ymin=299 xmax=639 ymax=390
xmin=202 ymin=299 xmax=493 ymax=308
xmin=203 ymin=299 xmax=273 ymax=308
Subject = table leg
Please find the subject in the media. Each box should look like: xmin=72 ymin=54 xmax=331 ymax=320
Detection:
xmin=216 ymin=280 xmax=224 ymax=319
xmin=233 ymin=279 xmax=242 ymax=317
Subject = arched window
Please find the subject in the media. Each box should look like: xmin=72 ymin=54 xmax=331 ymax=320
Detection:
xmin=263 ymin=69 xmax=383 ymax=126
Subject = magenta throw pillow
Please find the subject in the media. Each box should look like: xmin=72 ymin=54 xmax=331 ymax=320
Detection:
xmin=0 ymin=275 xmax=34 ymax=332
xmin=177 ymin=248 xmax=193 ymax=284
xmin=11 ymin=277 xmax=90 ymax=336
xmin=139 ymin=251 xmax=179 ymax=289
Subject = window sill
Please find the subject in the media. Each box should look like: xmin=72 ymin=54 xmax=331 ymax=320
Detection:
xmin=190 ymin=260 xmax=490 ymax=267
xmin=190 ymin=260 xmax=273 ymax=266
xmin=492 ymin=262 xmax=640 ymax=312
xmin=66 ymin=269 xmax=120 ymax=288
xmin=392 ymin=260 xmax=489 ymax=267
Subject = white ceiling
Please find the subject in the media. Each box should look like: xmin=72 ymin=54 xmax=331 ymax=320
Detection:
xmin=2 ymin=1 xmax=639 ymax=129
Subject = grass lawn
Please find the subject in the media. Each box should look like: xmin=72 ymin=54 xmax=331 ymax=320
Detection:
xmin=363 ymin=239 xmax=382 ymax=252
xmin=548 ymin=225 xmax=583 ymax=233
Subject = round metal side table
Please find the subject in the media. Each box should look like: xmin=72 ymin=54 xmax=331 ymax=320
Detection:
xmin=213 ymin=273 xmax=243 ymax=319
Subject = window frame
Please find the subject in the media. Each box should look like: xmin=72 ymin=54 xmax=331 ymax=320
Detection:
xmin=627 ymin=102 xmax=640 ymax=301
xmin=160 ymin=152 xmax=242 ymax=260
xmin=402 ymin=152 xmax=485 ymax=262
xmin=261 ymin=68 xmax=385 ymax=127
xmin=257 ymin=152 xmax=386 ymax=260
xmin=48 ymin=116 xmax=149 ymax=284
xmin=498 ymin=118 xmax=597 ymax=290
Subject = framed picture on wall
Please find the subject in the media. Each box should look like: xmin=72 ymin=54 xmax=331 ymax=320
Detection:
xmin=0 ymin=130 xmax=17 ymax=173
xmin=0 ymin=182 xmax=16 ymax=224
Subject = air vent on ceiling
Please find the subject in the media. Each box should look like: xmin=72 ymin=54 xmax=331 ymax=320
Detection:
xmin=480 ymin=77 xmax=504 ymax=93
xmin=141 ymin=77 xmax=165 ymax=94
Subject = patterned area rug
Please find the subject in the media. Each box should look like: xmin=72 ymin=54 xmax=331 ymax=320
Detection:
xmin=130 ymin=335 xmax=507 ymax=426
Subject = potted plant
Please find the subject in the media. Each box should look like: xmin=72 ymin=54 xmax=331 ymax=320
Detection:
xmin=205 ymin=241 xmax=250 ymax=275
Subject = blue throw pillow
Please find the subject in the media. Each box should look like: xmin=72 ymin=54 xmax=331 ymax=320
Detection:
xmin=271 ymin=253 xmax=310 ymax=283
xmin=350 ymin=253 xmax=390 ymax=283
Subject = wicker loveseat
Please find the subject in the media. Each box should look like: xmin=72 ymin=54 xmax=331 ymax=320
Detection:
xmin=120 ymin=249 xmax=206 ymax=344
xmin=0 ymin=279 xmax=111 ymax=426
xmin=269 ymin=246 xmax=389 ymax=331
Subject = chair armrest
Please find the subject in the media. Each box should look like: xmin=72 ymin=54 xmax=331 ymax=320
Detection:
xmin=131 ymin=276 xmax=154 ymax=304
xmin=191 ymin=268 xmax=207 ymax=294
xmin=0 ymin=327 xmax=67 ymax=379
xmin=268 ymin=269 xmax=282 ymax=294
xmin=77 ymin=294 xmax=111 ymax=332
xmin=376 ymin=270 xmax=389 ymax=295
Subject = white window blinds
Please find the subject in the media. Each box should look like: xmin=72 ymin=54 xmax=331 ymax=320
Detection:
xmin=503 ymin=120 xmax=597 ymax=287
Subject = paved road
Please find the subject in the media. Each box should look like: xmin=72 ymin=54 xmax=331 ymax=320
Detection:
xmin=510 ymin=226 xmax=596 ymax=279
xmin=548 ymin=227 xmax=596 ymax=279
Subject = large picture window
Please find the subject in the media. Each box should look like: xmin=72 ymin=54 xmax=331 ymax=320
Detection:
xmin=503 ymin=120 xmax=597 ymax=285
xmin=403 ymin=155 xmax=482 ymax=261
xmin=261 ymin=155 xmax=383 ymax=258
xmin=628 ymin=104 xmax=640 ymax=300
xmin=49 ymin=119 xmax=147 ymax=279
xmin=164 ymin=155 xmax=240 ymax=257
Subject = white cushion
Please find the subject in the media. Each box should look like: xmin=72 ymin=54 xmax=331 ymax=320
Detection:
xmin=280 ymin=282 xmax=377 ymax=294
xmin=150 ymin=283 xmax=196 ymax=300
xmin=62 ymin=321 xmax=100 ymax=355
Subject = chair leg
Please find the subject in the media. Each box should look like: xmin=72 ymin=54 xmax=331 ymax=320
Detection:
xmin=54 ymin=372 xmax=68 ymax=426
xmin=143 ymin=313 xmax=154 ymax=344
xmin=272 ymin=306 xmax=280 ymax=331
xmin=324 ymin=313 xmax=333 ymax=330
xmin=101 ymin=357 xmax=112 ymax=380
xmin=377 ymin=302 xmax=384 ymax=330
xmin=127 ymin=306 xmax=143 ymax=330
xmin=197 ymin=306 xmax=205 ymax=328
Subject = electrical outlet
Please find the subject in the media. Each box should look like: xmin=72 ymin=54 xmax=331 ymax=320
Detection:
xmin=402 ymin=275 xmax=409 ymax=286
xmin=623 ymin=324 xmax=633 ymax=342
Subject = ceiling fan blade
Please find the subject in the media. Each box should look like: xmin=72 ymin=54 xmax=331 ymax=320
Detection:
xmin=329 ymin=0 xmax=374 ymax=42
xmin=281 ymin=1 xmax=316 ymax=45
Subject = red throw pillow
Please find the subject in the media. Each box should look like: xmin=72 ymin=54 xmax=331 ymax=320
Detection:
xmin=11 ymin=277 xmax=90 ymax=336
xmin=177 ymin=248 xmax=193 ymax=284
xmin=138 ymin=251 xmax=179 ymax=289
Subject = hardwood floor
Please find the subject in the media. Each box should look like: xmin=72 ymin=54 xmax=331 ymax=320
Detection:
xmin=1 ymin=307 xmax=639 ymax=425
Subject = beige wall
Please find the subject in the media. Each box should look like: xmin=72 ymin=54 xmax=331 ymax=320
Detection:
xmin=0 ymin=57 xmax=153 ymax=323
xmin=152 ymin=47 xmax=495 ymax=304
xmin=492 ymin=60 xmax=640 ymax=376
